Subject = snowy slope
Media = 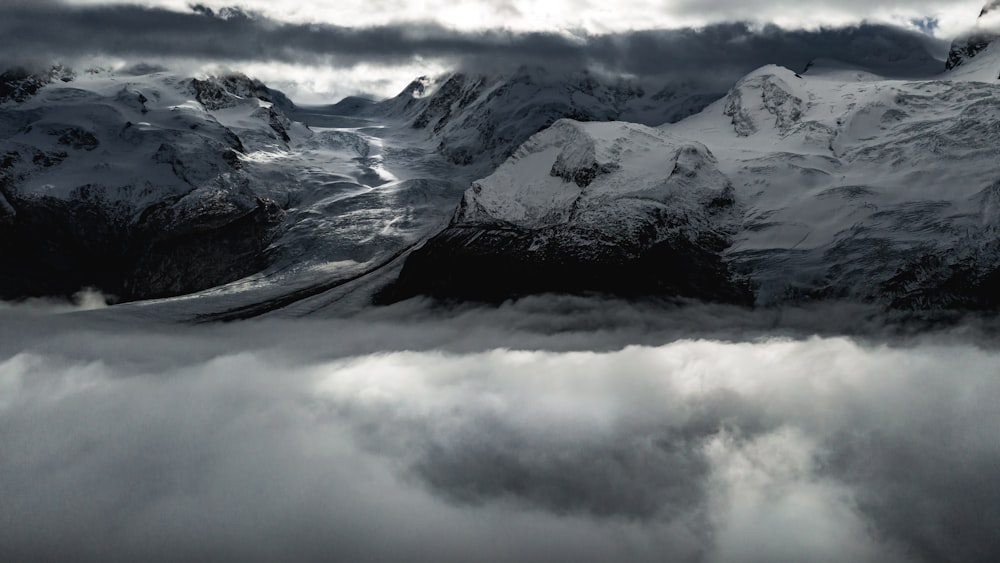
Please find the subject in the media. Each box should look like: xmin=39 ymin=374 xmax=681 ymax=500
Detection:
xmin=664 ymin=49 xmax=1000 ymax=308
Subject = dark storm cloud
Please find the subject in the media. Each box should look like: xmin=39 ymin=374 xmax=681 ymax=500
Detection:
xmin=0 ymin=2 xmax=946 ymax=81
xmin=2 ymin=298 xmax=1000 ymax=562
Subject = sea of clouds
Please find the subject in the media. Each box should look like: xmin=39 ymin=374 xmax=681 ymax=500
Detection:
xmin=1 ymin=296 xmax=998 ymax=562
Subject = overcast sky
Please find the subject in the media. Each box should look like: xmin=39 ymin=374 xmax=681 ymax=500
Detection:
xmin=6 ymin=0 xmax=981 ymax=102
xmin=1 ymin=1 xmax=992 ymax=106
xmin=40 ymin=0 xmax=988 ymax=35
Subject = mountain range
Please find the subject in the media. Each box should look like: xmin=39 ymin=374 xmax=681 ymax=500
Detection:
xmin=1 ymin=5 xmax=999 ymax=319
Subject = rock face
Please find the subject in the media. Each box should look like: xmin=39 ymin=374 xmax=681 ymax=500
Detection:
xmin=381 ymin=120 xmax=750 ymax=303
xmin=0 ymin=68 xmax=286 ymax=301
xmin=723 ymin=73 xmax=804 ymax=137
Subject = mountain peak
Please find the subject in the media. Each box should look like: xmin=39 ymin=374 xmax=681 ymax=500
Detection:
xmin=946 ymin=2 xmax=1000 ymax=70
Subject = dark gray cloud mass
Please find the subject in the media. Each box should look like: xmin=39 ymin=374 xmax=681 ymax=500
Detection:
xmin=0 ymin=1 xmax=946 ymax=86
xmin=1 ymin=297 xmax=1000 ymax=562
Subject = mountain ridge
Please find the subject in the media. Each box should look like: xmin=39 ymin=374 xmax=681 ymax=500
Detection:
xmin=384 ymin=34 xmax=1000 ymax=312
xmin=1 ymin=7 xmax=997 ymax=318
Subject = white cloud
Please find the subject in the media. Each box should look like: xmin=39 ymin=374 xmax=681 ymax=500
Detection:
xmin=230 ymin=60 xmax=450 ymax=103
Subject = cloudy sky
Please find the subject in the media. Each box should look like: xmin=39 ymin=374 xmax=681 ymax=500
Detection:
xmin=36 ymin=0 xmax=988 ymax=34
xmin=1 ymin=0 xmax=991 ymax=101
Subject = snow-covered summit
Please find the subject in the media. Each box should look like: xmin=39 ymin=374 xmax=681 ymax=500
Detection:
xmin=454 ymin=119 xmax=733 ymax=231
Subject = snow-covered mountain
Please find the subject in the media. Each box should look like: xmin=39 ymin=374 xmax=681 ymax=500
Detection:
xmin=0 ymin=62 xmax=726 ymax=308
xmin=387 ymin=17 xmax=1000 ymax=312
xmin=681 ymin=57 xmax=1000 ymax=310
xmin=3 ymin=5 xmax=997 ymax=317
xmin=0 ymin=68 xmax=289 ymax=300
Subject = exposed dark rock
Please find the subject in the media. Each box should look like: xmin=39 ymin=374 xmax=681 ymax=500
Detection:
xmin=412 ymin=73 xmax=469 ymax=130
xmin=378 ymin=223 xmax=751 ymax=305
xmin=252 ymin=105 xmax=291 ymax=143
xmin=550 ymin=160 xmax=619 ymax=188
xmin=946 ymin=35 xmax=996 ymax=70
xmin=1 ymin=151 xmax=20 ymax=170
xmin=190 ymin=74 xmax=286 ymax=110
xmin=0 ymin=68 xmax=48 ymax=104
xmin=881 ymin=235 xmax=1000 ymax=311
xmin=0 ymin=65 xmax=74 ymax=103
xmin=124 ymin=197 xmax=285 ymax=299
xmin=53 ymin=127 xmax=99 ymax=150
xmin=0 ymin=191 xmax=285 ymax=302
xmin=0 ymin=193 xmax=14 ymax=225
xmin=31 ymin=150 xmax=67 ymax=168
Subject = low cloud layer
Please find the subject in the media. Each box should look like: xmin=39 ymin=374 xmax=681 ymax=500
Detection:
xmin=1 ymin=299 xmax=999 ymax=562
xmin=2 ymin=2 xmax=947 ymax=97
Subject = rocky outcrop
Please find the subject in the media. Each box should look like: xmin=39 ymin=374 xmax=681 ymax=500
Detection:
xmin=0 ymin=191 xmax=283 ymax=301
xmin=0 ymin=65 xmax=73 ymax=104
xmin=383 ymin=217 xmax=748 ymax=304
xmin=723 ymin=71 xmax=805 ymax=137
xmin=190 ymin=73 xmax=281 ymax=110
